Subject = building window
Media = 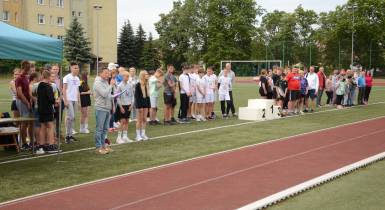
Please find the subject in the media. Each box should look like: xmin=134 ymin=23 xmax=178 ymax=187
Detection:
xmin=57 ymin=0 xmax=64 ymax=8
xmin=3 ymin=11 xmax=10 ymax=22
xmin=57 ymin=35 xmax=64 ymax=40
xmin=38 ymin=14 xmax=45 ymax=24
xmin=37 ymin=0 xmax=44 ymax=5
xmin=72 ymin=11 xmax=76 ymax=17
xmin=57 ymin=17 xmax=64 ymax=26
xmin=78 ymin=12 xmax=82 ymax=17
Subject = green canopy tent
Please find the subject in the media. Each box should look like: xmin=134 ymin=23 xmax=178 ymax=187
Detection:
xmin=0 ymin=21 xmax=63 ymax=62
xmin=0 ymin=21 xmax=64 ymax=155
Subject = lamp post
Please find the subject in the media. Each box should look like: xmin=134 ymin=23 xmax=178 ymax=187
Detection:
xmin=349 ymin=4 xmax=358 ymax=68
xmin=93 ymin=4 xmax=103 ymax=75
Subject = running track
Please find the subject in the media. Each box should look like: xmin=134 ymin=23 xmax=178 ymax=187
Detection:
xmin=1 ymin=117 xmax=385 ymax=210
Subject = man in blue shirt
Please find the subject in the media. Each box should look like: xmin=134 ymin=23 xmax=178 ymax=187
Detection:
xmin=357 ymin=71 xmax=366 ymax=105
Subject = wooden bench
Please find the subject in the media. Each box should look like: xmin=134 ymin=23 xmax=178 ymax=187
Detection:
xmin=0 ymin=127 xmax=20 ymax=153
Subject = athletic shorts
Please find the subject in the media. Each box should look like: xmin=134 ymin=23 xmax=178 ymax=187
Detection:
xmin=39 ymin=113 xmax=54 ymax=123
xmin=307 ymin=89 xmax=317 ymax=100
xmin=196 ymin=97 xmax=205 ymax=104
xmin=219 ymin=93 xmax=230 ymax=101
xmin=164 ymin=93 xmax=177 ymax=107
xmin=16 ymin=99 xmax=31 ymax=117
xmin=288 ymin=90 xmax=300 ymax=101
xmin=205 ymin=93 xmax=215 ymax=103
xmin=11 ymin=100 xmax=18 ymax=111
xmin=150 ymin=96 xmax=158 ymax=108
xmin=116 ymin=105 xmax=131 ymax=120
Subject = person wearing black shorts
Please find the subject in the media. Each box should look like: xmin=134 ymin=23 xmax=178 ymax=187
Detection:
xmin=79 ymin=72 xmax=92 ymax=134
xmin=116 ymin=70 xmax=134 ymax=144
xmin=37 ymin=70 xmax=57 ymax=154
xmin=135 ymin=70 xmax=151 ymax=141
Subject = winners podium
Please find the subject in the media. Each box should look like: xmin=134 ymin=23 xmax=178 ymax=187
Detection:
xmin=239 ymin=99 xmax=281 ymax=121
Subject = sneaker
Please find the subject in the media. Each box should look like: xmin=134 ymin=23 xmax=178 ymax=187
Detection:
xmin=136 ymin=136 xmax=143 ymax=141
xmin=196 ymin=117 xmax=201 ymax=122
xmin=232 ymin=113 xmax=238 ymax=117
xmin=141 ymin=134 xmax=149 ymax=141
xmin=72 ymin=129 xmax=78 ymax=135
xmin=116 ymin=137 xmax=125 ymax=144
xmin=35 ymin=147 xmax=45 ymax=155
xmin=79 ymin=128 xmax=90 ymax=134
xmin=105 ymin=139 xmax=111 ymax=145
xmin=22 ymin=143 xmax=30 ymax=150
xmin=164 ymin=120 xmax=172 ymax=125
xmin=155 ymin=120 xmax=162 ymax=125
xmin=96 ymin=148 xmax=108 ymax=155
xmin=65 ymin=136 xmax=73 ymax=144
xmin=149 ymin=121 xmax=156 ymax=126
xmin=303 ymin=109 xmax=309 ymax=113
xmin=123 ymin=136 xmax=133 ymax=143
xmin=69 ymin=136 xmax=78 ymax=142
xmin=46 ymin=145 xmax=60 ymax=154
xmin=222 ymin=114 xmax=228 ymax=119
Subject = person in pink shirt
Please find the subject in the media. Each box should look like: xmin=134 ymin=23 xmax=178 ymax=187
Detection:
xmin=364 ymin=71 xmax=373 ymax=104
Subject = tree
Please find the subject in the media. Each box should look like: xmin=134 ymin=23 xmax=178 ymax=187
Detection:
xmin=64 ymin=17 xmax=92 ymax=65
xmin=141 ymin=33 xmax=160 ymax=70
xmin=118 ymin=20 xmax=136 ymax=68
xmin=134 ymin=24 xmax=147 ymax=68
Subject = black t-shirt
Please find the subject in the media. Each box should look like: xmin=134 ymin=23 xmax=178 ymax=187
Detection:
xmin=260 ymin=76 xmax=268 ymax=89
xmin=272 ymin=74 xmax=281 ymax=87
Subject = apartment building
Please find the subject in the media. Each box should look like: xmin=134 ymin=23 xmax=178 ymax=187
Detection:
xmin=1 ymin=0 xmax=117 ymax=64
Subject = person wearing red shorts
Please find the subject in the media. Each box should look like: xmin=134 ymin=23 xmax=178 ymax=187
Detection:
xmin=286 ymin=66 xmax=301 ymax=115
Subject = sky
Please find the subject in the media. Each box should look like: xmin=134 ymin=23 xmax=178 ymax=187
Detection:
xmin=117 ymin=0 xmax=348 ymax=38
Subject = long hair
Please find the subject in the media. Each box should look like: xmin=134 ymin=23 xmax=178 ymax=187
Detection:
xmin=80 ymin=71 xmax=90 ymax=92
xmin=139 ymin=70 xmax=149 ymax=98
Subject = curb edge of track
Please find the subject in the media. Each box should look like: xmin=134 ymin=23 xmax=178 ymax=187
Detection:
xmin=237 ymin=151 xmax=385 ymax=210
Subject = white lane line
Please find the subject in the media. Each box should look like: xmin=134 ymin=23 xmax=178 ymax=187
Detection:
xmin=237 ymin=151 xmax=385 ymax=210
xmin=1 ymin=116 xmax=384 ymax=208
xmin=108 ymin=129 xmax=385 ymax=210
xmin=1 ymin=101 xmax=384 ymax=165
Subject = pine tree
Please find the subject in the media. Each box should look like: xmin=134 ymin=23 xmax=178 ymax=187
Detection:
xmin=141 ymin=33 xmax=160 ymax=70
xmin=134 ymin=24 xmax=147 ymax=68
xmin=118 ymin=20 xmax=136 ymax=68
xmin=64 ymin=17 xmax=92 ymax=65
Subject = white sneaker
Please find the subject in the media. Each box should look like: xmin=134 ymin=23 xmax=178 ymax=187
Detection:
xmin=72 ymin=129 xmax=78 ymax=135
xmin=79 ymin=128 xmax=90 ymax=134
xmin=35 ymin=148 xmax=45 ymax=155
xmin=141 ymin=134 xmax=149 ymax=141
xmin=123 ymin=136 xmax=133 ymax=143
xmin=136 ymin=136 xmax=143 ymax=141
xmin=116 ymin=137 xmax=125 ymax=144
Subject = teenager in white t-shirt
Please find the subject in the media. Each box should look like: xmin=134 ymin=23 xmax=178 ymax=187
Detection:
xmin=195 ymin=68 xmax=207 ymax=121
xmin=218 ymin=69 xmax=232 ymax=118
xmin=188 ymin=66 xmax=199 ymax=119
xmin=203 ymin=66 xmax=217 ymax=119
xmin=63 ymin=62 xmax=80 ymax=143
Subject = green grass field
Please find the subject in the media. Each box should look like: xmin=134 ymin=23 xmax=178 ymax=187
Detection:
xmin=0 ymin=75 xmax=385 ymax=209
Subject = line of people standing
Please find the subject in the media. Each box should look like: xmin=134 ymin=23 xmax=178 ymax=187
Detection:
xmin=256 ymin=65 xmax=374 ymax=115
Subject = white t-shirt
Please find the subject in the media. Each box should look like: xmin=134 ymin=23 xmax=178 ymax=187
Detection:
xmin=218 ymin=76 xmax=231 ymax=95
xmin=63 ymin=73 xmax=80 ymax=102
xmin=203 ymin=74 xmax=217 ymax=94
xmin=179 ymin=73 xmax=190 ymax=94
xmin=189 ymin=73 xmax=198 ymax=94
xmin=196 ymin=77 xmax=206 ymax=98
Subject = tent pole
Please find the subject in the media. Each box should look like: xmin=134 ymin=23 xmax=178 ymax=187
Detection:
xmin=57 ymin=64 xmax=63 ymax=158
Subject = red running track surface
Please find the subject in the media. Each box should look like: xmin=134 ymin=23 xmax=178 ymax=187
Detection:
xmin=1 ymin=117 xmax=385 ymax=210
